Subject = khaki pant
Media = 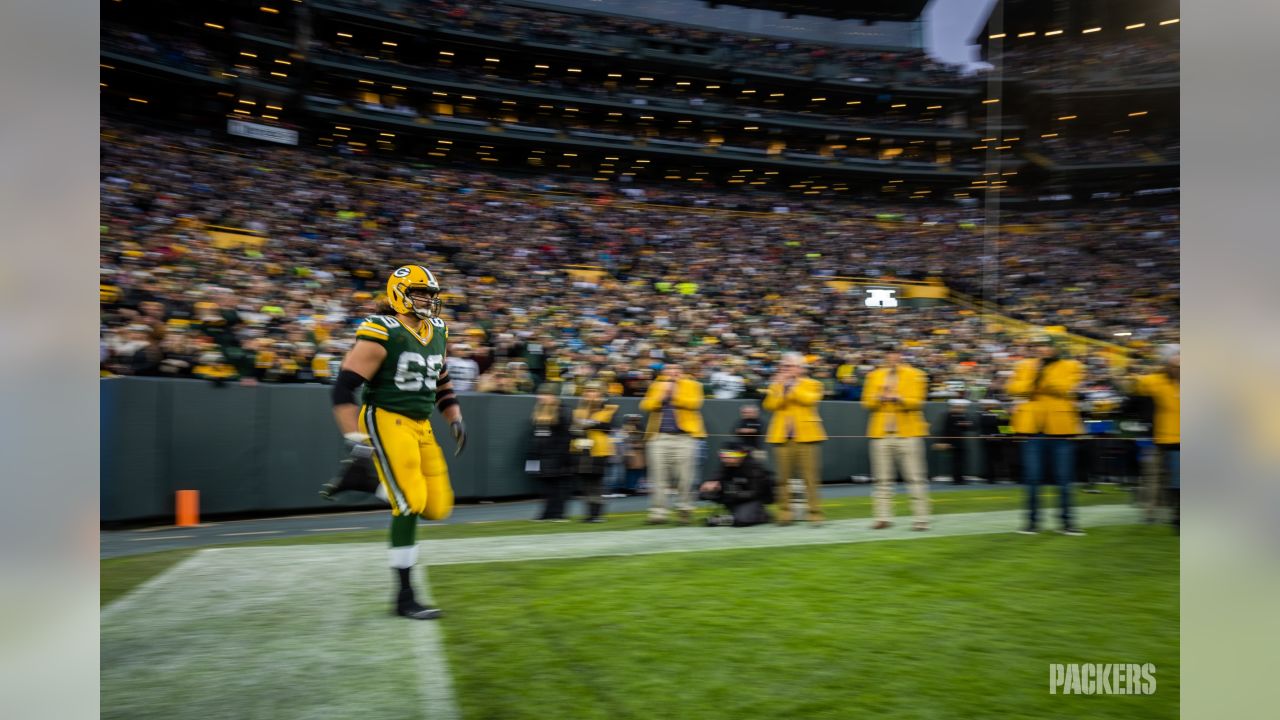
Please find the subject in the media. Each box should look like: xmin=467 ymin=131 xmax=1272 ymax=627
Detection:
xmin=772 ymin=441 xmax=823 ymax=522
xmin=646 ymin=433 xmax=697 ymax=516
xmin=871 ymin=436 xmax=930 ymax=523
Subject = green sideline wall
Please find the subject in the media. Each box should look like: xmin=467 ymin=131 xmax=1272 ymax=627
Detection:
xmin=100 ymin=378 xmax=986 ymax=523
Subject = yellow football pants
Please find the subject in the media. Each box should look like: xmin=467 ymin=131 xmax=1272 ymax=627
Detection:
xmin=360 ymin=406 xmax=454 ymax=520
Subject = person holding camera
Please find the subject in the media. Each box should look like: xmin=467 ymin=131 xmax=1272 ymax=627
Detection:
xmin=698 ymin=443 xmax=775 ymax=527
xmin=528 ymin=385 xmax=573 ymax=522
xmin=641 ymin=362 xmax=707 ymax=524
xmin=570 ymin=381 xmax=618 ymax=523
xmin=763 ymin=352 xmax=828 ymax=525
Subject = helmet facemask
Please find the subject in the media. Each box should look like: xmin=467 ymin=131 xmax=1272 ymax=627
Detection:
xmin=405 ymin=286 xmax=442 ymax=320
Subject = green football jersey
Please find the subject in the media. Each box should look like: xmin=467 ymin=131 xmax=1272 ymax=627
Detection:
xmin=355 ymin=315 xmax=449 ymax=420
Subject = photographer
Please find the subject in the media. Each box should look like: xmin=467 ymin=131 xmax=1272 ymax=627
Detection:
xmin=528 ymin=386 xmax=573 ymax=522
xmin=699 ymin=443 xmax=775 ymax=527
xmin=571 ymin=381 xmax=618 ymax=523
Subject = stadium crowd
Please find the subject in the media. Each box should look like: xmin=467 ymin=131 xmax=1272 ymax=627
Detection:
xmin=1000 ymin=37 xmax=1178 ymax=86
xmin=99 ymin=123 xmax=1178 ymax=403
xmin=323 ymin=0 xmax=975 ymax=86
xmin=1036 ymin=132 xmax=1180 ymax=165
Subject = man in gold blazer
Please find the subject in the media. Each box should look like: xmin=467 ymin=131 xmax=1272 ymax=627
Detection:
xmin=763 ymin=352 xmax=828 ymax=524
xmin=861 ymin=345 xmax=931 ymax=530
xmin=1008 ymin=337 xmax=1086 ymax=535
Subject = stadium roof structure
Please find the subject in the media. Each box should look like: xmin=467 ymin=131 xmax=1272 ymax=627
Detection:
xmin=703 ymin=0 xmax=929 ymax=22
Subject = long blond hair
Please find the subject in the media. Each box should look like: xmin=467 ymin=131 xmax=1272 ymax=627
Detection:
xmin=532 ymin=393 xmax=560 ymax=425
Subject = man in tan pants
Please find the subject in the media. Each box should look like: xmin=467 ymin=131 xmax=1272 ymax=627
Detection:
xmin=763 ymin=352 xmax=828 ymax=525
xmin=640 ymin=362 xmax=707 ymax=524
xmin=862 ymin=346 xmax=931 ymax=530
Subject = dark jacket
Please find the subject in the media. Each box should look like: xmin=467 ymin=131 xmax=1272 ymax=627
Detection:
xmin=528 ymin=406 xmax=574 ymax=479
xmin=938 ymin=410 xmax=976 ymax=441
xmin=707 ymin=456 xmax=775 ymax=507
xmin=733 ymin=417 xmax=764 ymax=449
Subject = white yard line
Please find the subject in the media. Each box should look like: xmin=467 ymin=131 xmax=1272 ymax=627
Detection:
xmin=410 ymin=569 xmax=462 ymax=720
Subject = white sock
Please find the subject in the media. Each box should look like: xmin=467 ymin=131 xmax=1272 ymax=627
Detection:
xmin=388 ymin=544 xmax=419 ymax=569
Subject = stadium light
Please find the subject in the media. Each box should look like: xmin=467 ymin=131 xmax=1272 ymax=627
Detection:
xmin=813 ymin=97 xmax=827 ymax=102
xmin=982 ymin=98 xmax=1000 ymax=104
xmin=337 ymin=32 xmax=352 ymax=38
xmin=707 ymin=85 xmax=721 ymax=89
xmin=1159 ymin=18 xmax=1179 ymax=25
xmin=677 ymin=81 xmax=691 ymax=86
xmin=567 ymin=68 xmax=582 ymax=73
xmin=266 ymin=105 xmax=282 ymax=110
xmin=129 ymin=97 xmax=148 ymax=104
xmin=383 ymin=41 xmax=397 ymax=47
xmin=926 ymin=105 xmax=942 ymax=110
xmin=770 ymin=92 xmax=784 ymax=97
xmin=260 ymin=7 xmax=279 ymax=14
xmin=1126 ymin=23 xmax=1146 ymax=30
xmin=608 ymin=73 xmax=622 ymax=78
xmin=486 ymin=58 xmax=501 ymax=63
xmin=240 ymin=51 xmax=257 ymax=58
xmin=1058 ymin=115 xmax=1078 ymax=120
xmin=1041 ymin=133 xmax=1058 ymax=138
xmin=391 ymin=85 xmax=406 ymax=91
xmin=639 ymin=77 xmax=653 ymax=81
xmin=1017 ymin=31 xmax=1036 ymax=38
xmin=274 ymin=59 xmax=290 ymax=65
xmin=1044 ymin=30 xmax=1063 ymax=36
xmin=1082 ymin=27 xmax=1102 ymax=34
xmin=205 ymin=22 xmax=225 ymax=30
xmin=1129 ymin=111 xmax=1148 ymax=117
xmin=891 ymin=103 xmax=906 ymax=108
xmin=534 ymin=64 xmax=548 ymax=68
xmin=441 ymin=51 xmax=455 ymax=57
xmin=989 ymin=33 xmax=1005 ymax=39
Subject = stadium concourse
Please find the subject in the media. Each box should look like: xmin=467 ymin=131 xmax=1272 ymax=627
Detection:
xmin=100 ymin=123 xmax=1179 ymax=401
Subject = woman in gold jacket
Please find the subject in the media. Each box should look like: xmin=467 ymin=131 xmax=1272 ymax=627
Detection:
xmin=571 ymin=382 xmax=618 ymax=523
xmin=763 ymin=352 xmax=828 ymax=524
xmin=1007 ymin=339 xmax=1086 ymax=535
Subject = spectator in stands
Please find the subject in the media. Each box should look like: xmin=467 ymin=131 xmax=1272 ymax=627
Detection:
xmin=763 ymin=352 xmax=828 ymax=525
xmin=641 ymin=361 xmax=706 ymax=525
xmin=863 ymin=345 xmax=932 ymax=531
xmin=445 ymin=343 xmax=480 ymax=392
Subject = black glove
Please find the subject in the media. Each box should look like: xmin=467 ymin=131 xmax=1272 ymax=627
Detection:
xmin=450 ymin=419 xmax=467 ymax=456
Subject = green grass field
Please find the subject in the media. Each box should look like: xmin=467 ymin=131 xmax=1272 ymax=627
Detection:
xmin=433 ymin=525 xmax=1177 ymax=720
xmin=101 ymin=490 xmax=1177 ymax=719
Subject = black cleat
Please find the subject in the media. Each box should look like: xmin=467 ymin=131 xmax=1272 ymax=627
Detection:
xmin=320 ymin=456 xmax=379 ymax=500
xmin=396 ymin=588 xmax=444 ymax=620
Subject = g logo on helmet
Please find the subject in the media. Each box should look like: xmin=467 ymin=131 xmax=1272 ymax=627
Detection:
xmin=392 ymin=267 xmax=412 ymax=278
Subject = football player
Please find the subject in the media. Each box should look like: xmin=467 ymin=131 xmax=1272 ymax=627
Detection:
xmin=328 ymin=265 xmax=466 ymax=620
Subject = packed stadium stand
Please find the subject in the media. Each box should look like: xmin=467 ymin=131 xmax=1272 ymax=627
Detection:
xmin=101 ymin=0 xmax=1179 ymax=401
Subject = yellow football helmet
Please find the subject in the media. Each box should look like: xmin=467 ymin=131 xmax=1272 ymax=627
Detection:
xmin=386 ymin=265 xmax=442 ymax=319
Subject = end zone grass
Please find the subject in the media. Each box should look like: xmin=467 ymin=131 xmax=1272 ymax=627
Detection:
xmin=433 ymin=524 xmax=1177 ymax=720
